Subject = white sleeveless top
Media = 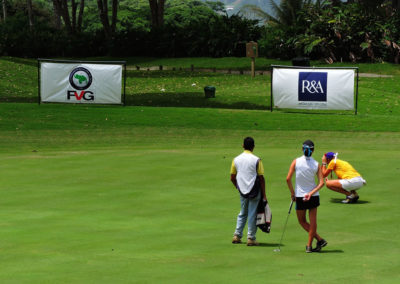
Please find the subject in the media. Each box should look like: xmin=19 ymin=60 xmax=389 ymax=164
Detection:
xmin=234 ymin=152 xmax=260 ymax=195
xmin=295 ymin=156 xmax=319 ymax=197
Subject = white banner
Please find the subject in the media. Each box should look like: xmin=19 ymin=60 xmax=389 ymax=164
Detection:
xmin=272 ymin=67 xmax=355 ymax=110
xmin=40 ymin=62 xmax=123 ymax=104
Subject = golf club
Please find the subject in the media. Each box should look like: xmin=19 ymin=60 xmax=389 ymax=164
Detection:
xmin=274 ymin=199 xmax=294 ymax=252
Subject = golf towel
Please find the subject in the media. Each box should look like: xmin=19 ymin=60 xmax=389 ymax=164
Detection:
xmin=256 ymin=199 xmax=272 ymax=233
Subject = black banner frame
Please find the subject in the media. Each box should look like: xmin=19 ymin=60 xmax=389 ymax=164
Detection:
xmin=37 ymin=58 xmax=127 ymax=106
xmin=270 ymin=65 xmax=359 ymax=115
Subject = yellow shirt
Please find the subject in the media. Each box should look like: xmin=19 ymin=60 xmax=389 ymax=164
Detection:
xmin=230 ymin=150 xmax=264 ymax=175
xmin=327 ymin=159 xmax=360 ymax=179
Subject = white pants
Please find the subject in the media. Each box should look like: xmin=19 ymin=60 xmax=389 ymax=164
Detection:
xmin=340 ymin=176 xmax=366 ymax=191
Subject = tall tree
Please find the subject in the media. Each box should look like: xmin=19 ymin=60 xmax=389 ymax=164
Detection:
xmin=52 ymin=0 xmax=62 ymax=29
xmin=2 ymin=0 xmax=7 ymax=22
xmin=149 ymin=0 xmax=165 ymax=28
xmin=96 ymin=0 xmax=118 ymax=39
xmin=52 ymin=0 xmax=85 ymax=34
xmin=26 ymin=0 xmax=34 ymax=29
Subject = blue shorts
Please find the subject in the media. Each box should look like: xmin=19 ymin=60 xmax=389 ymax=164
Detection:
xmin=296 ymin=196 xmax=320 ymax=210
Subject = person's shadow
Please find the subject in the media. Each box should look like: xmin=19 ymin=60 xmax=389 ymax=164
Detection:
xmin=317 ymin=249 xmax=344 ymax=253
xmin=259 ymin=243 xmax=281 ymax=247
xmin=330 ymin=198 xmax=370 ymax=204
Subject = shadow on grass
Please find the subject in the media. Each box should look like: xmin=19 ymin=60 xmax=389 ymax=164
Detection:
xmin=259 ymin=243 xmax=281 ymax=247
xmin=2 ymin=56 xmax=38 ymax=67
xmin=0 ymin=92 xmax=268 ymax=110
xmin=273 ymin=109 xmax=355 ymax=116
xmin=330 ymin=198 xmax=370 ymax=204
xmin=0 ymin=97 xmax=37 ymax=103
xmin=318 ymin=249 xmax=344 ymax=253
xmin=125 ymin=92 xmax=268 ymax=110
xmin=126 ymin=70 xmax=226 ymax=78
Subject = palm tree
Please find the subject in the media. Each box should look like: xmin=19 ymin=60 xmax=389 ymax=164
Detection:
xmin=240 ymin=0 xmax=328 ymax=26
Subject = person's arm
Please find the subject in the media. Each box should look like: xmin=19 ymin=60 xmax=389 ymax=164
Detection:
xmin=256 ymin=160 xmax=267 ymax=201
xmin=230 ymin=174 xmax=237 ymax=188
xmin=321 ymin=155 xmax=332 ymax=178
xmin=230 ymin=160 xmax=238 ymax=188
xmin=286 ymin=159 xmax=296 ymax=201
xmin=259 ymin=175 xmax=266 ymax=201
xmin=304 ymin=164 xmax=325 ymax=201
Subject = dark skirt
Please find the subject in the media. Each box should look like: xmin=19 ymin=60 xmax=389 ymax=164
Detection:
xmin=296 ymin=196 xmax=320 ymax=210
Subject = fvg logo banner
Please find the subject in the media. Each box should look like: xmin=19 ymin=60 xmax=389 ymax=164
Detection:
xmin=40 ymin=62 xmax=122 ymax=104
xmin=272 ymin=68 xmax=355 ymax=110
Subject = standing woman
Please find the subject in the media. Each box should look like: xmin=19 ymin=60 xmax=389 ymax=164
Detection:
xmin=286 ymin=140 xmax=327 ymax=253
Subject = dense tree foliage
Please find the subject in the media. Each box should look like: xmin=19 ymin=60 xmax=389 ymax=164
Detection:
xmin=0 ymin=0 xmax=400 ymax=63
xmin=257 ymin=0 xmax=400 ymax=63
xmin=0 ymin=0 xmax=260 ymax=57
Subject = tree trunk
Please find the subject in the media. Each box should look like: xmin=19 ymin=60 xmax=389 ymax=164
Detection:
xmin=26 ymin=0 xmax=34 ymax=29
xmin=52 ymin=0 xmax=62 ymax=29
xmin=97 ymin=0 xmax=111 ymax=38
xmin=149 ymin=0 xmax=165 ymax=28
xmin=2 ymin=0 xmax=7 ymax=22
xmin=52 ymin=0 xmax=84 ymax=34
xmin=71 ymin=0 xmax=77 ymax=32
xmin=111 ymin=0 xmax=118 ymax=35
xmin=77 ymin=0 xmax=85 ymax=32
xmin=57 ymin=0 xmax=72 ymax=33
xmin=97 ymin=0 xmax=118 ymax=39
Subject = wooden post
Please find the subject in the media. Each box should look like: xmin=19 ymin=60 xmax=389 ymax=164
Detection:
xmin=246 ymin=41 xmax=258 ymax=78
xmin=251 ymin=57 xmax=255 ymax=77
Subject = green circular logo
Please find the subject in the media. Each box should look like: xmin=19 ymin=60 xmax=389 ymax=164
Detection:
xmin=69 ymin=67 xmax=92 ymax=90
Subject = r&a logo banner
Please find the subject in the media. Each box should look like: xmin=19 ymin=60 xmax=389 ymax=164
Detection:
xmin=67 ymin=67 xmax=95 ymax=101
xmin=298 ymin=72 xmax=327 ymax=102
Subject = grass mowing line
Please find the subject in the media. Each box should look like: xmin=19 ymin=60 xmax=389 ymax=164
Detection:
xmin=1 ymin=104 xmax=400 ymax=134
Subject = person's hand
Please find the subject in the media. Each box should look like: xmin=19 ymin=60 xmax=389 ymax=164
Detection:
xmin=322 ymin=155 xmax=327 ymax=163
xmin=303 ymin=193 xmax=311 ymax=201
xmin=291 ymin=193 xmax=295 ymax=201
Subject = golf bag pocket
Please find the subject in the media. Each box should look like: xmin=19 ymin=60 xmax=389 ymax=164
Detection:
xmin=256 ymin=199 xmax=272 ymax=233
xmin=239 ymin=176 xmax=260 ymax=199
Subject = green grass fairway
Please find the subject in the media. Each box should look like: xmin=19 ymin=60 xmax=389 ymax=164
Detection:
xmin=0 ymin=57 xmax=399 ymax=283
xmin=0 ymin=103 xmax=399 ymax=283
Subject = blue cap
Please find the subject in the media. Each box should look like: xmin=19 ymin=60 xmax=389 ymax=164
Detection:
xmin=325 ymin=152 xmax=335 ymax=160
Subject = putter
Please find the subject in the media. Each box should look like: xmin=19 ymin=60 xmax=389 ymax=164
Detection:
xmin=274 ymin=199 xmax=294 ymax=252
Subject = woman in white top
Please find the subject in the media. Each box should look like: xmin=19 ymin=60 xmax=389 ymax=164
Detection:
xmin=286 ymin=140 xmax=327 ymax=253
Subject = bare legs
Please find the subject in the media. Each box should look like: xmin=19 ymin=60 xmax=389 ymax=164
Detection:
xmin=296 ymin=208 xmax=322 ymax=247
xmin=325 ymin=179 xmax=351 ymax=196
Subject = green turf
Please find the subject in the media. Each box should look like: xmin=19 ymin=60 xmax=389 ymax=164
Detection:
xmin=0 ymin=56 xmax=399 ymax=283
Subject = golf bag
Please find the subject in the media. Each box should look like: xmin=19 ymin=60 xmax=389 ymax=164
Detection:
xmin=256 ymin=199 xmax=272 ymax=233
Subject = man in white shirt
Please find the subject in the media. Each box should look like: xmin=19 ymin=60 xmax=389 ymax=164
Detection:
xmin=230 ymin=137 xmax=267 ymax=246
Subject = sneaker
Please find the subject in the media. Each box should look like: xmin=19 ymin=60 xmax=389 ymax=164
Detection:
xmin=342 ymin=194 xmax=359 ymax=204
xmin=350 ymin=191 xmax=360 ymax=202
xmin=232 ymin=235 xmax=241 ymax=244
xmin=306 ymin=246 xmax=313 ymax=253
xmin=313 ymin=239 xmax=328 ymax=252
xmin=247 ymin=238 xmax=259 ymax=246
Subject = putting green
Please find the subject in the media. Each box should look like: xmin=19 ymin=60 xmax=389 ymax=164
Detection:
xmin=0 ymin=117 xmax=398 ymax=283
